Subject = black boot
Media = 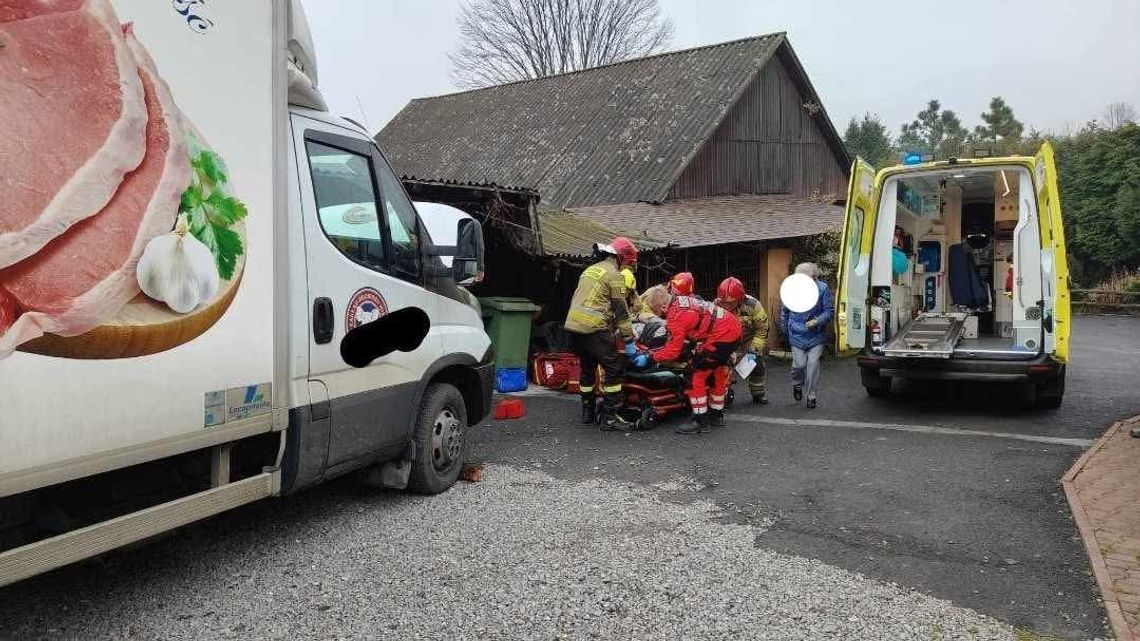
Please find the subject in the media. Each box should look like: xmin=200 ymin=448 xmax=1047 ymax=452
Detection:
xmin=752 ymin=391 xmax=769 ymax=405
xmin=793 ymin=386 xmax=803 ymax=401
xmin=675 ymin=413 xmax=709 ymax=434
xmin=707 ymin=408 xmax=726 ymax=428
xmin=580 ymin=395 xmax=597 ymax=424
xmin=601 ymin=393 xmax=633 ymax=431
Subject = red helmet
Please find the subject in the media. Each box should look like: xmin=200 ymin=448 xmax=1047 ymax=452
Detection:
xmin=608 ymin=236 xmax=638 ymax=266
xmin=668 ymin=272 xmax=695 ymax=296
xmin=717 ymin=277 xmax=746 ymax=303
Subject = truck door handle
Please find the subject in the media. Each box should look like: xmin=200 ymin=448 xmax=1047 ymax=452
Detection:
xmin=313 ymin=297 xmax=334 ymax=344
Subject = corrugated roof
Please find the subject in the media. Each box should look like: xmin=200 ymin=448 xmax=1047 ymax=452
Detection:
xmin=538 ymin=212 xmax=669 ymax=258
xmin=377 ymin=34 xmax=787 ymax=211
xmin=565 ymin=195 xmax=844 ymax=249
xmin=399 ymin=175 xmax=539 ymax=197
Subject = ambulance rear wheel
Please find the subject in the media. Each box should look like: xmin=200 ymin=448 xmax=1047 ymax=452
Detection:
xmin=408 ymin=383 xmax=468 ymax=494
xmin=1035 ymin=370 xmax=1065 ymax=410
xmin=861 ymin=369 xmax=891 ymax=398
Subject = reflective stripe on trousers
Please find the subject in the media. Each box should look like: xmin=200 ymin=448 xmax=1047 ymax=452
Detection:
xmin=689 ymin=397 xmax=708 ymax=414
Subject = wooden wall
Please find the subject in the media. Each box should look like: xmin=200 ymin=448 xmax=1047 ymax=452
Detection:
xmin=669 ymin=53 xmax=848 ymax=201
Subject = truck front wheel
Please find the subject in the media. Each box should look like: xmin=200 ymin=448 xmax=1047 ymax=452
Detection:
xmin=408 ymin=383 xmax=469 ymax=494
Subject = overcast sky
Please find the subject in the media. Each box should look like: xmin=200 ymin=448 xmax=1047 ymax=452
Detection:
xmin=303 ymin=0 xmax=1140 ymax=140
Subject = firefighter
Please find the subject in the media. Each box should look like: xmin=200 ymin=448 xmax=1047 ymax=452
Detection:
xmin=668 ymin=272 xmax=695 ymax=297
xmin=565 ymin=237 xmax=639 ymax=429
xmin=715 ymin=277 xmax=770 ymax=404
xmin=635 ymin=287 xmax=742 ymax=433
xmin=637 ymin=271 xmax=698 ymax=319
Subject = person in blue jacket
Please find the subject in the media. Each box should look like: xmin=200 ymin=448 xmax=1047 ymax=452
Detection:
xmin=779 ymin=263 xmax=834 ymax=409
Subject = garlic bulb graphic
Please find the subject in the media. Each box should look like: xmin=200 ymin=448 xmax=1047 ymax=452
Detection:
xmin=137 ymin=213 xmax=220 ymax=314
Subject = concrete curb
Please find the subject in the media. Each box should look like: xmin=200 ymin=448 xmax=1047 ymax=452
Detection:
xmin=1062 ymin=418 xmax=1136 ymax=641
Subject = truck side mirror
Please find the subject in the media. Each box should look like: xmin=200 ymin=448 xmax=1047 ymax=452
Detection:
xmin=453 ymin=257 xmax=479 ymax=286
xmin=454 ymin=218 xmax=484 ymax=285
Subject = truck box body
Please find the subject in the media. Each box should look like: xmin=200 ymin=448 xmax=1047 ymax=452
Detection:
xmin=0 ymin=0 xmax=492 ymax=585
xmin=1 ymin=1 xmax=281 ymax=488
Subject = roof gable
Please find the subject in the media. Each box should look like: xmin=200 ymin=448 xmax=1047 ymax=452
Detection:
xmin=378 ymin=34 xmax=787 ymax=210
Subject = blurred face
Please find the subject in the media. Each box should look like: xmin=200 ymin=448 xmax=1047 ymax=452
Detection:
xmin=720 ymin=297 xmax=740 ymax=311
xmin=646 ymin=290 xmax=670 ymax=316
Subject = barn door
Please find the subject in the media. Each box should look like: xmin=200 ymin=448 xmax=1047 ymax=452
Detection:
xmin=836 ymin=158 xmax=879 ymax=352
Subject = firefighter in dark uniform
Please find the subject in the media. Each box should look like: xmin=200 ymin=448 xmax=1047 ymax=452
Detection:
xmin=715 ymin=277 xmax=770 ymax=404
xmin=565 ymin=237 xmax=639 ymax=429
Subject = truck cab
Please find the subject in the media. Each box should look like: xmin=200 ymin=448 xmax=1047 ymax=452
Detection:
xmin=281 ymin=105 xmax=494 ymax=494
xmin=836 ymin=145 xmax=1070 ymax=408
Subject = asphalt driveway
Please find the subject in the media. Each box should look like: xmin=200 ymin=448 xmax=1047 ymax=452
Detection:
xmin=470 ymin=314 xmax=1140 ymax=639
xmin=0 ymin=315 xmax=1134 ymax=640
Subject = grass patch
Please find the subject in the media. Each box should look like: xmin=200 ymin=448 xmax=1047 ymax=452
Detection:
xmin=1015 ymin=629 xmax=1063 ymax=641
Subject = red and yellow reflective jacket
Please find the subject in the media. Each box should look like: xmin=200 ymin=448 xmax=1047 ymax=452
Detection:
xmin=651 ymin=296 xmax=742 ymax=363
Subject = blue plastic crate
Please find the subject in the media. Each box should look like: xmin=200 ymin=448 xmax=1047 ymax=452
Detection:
xmin=495 ymin=367 xmax=528 ymax=393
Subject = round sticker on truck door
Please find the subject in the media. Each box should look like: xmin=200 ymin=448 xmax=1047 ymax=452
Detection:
xmin=345 ymin=288 xmax=388 ymax=330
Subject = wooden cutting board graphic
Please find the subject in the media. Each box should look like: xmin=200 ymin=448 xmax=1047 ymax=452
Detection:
xmin=18 ymin=221 xmax=246 ymax=360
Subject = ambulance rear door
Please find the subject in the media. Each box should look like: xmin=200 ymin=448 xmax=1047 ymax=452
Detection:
xmin=836 ymin=158 xmax=879 ymax=352
xmin=1033 ymin=142 xmax=1070 ymax=362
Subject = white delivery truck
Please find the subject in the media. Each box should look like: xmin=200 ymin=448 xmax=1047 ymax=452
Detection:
xmin=0 ymin=0 xmax=493 ymax=586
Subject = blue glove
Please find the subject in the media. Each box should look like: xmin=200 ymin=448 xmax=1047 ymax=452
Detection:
xmin=743 ymin=352 xmax=758 ymax=363
xmin=632 ymin=353 xmax=650 ymax=369
xmin=624 ymin=340 xmax=638 ymax=357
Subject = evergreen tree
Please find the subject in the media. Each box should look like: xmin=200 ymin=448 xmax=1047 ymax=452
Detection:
xmin=843 ymin=113 xmax=895 ymax=168
xmin=898 ymin=100 xmax=969 ymax=158
xmin=974 ymin=97 xmax=1024 ymax=153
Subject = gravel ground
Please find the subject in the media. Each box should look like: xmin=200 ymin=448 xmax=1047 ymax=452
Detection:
xmin=2 ymin=466 xmax=1021 ymax=641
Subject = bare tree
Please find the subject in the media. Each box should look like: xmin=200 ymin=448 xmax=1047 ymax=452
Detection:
xmin=450 ymin=0 xmax=674 ymax=88
xmin=1102 ymin=102 xmax=1137 ymax=129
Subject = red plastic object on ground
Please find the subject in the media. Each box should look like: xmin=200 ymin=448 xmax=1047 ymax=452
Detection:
xmin=494 ymin=397 xmax=526 ymax=419
xmin=531 ymin=352 xmax=581 ymax=393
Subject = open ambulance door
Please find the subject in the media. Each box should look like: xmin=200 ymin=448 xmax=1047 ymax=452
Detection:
xmin=1033 ymin=142 xmax=1070 ymax=362
xmin=836 ymin=158 xmax=879 ymax=353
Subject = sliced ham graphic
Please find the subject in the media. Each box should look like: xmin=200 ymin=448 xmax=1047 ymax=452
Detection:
xmin=0 ymin=26 xmax=190 ymax=359
xmin=0 ymin=0 xmax=147 ymax=268
xmin=0 ymin=0 xmax=85 ymax=22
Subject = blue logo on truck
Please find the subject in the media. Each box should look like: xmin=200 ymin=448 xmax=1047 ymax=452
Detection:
xmin=244 ymin=385 xmax=263 ymax=405
xmin=172 ymin=0 xmax=214 ymax=34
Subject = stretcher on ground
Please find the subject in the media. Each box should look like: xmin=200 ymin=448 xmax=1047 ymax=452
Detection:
xmin=604 ymin=319 xmax=735 ymax=430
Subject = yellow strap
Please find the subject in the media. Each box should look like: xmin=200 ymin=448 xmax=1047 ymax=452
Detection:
xmin=603 ymin=383 xmax=623 ymax=394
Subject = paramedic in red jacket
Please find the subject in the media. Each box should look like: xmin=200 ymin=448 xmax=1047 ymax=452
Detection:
xmin=636 ymin=287 xmax=742 ymax=434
